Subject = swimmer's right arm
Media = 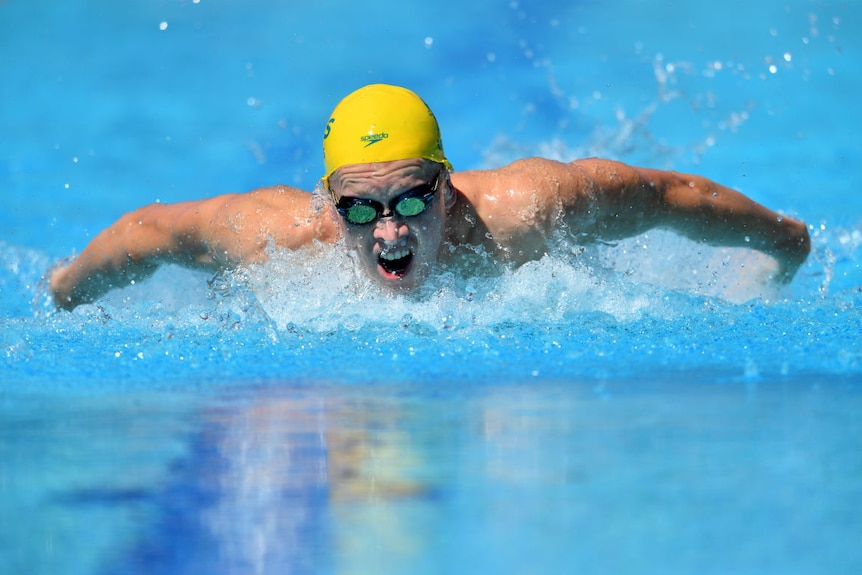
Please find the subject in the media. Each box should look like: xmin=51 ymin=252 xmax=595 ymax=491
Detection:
xmin=49 ymin=186 xmax=338 ymax=310
xmin=49 ymin=200 xmax=221 ymax=310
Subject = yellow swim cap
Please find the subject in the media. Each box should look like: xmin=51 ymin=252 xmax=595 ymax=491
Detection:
xmin=322 ymin=84 xmax=452 ymax=184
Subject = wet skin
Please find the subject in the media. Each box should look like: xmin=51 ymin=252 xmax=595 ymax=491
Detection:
xmin=328 ymin=159 xmax=455 ymax=292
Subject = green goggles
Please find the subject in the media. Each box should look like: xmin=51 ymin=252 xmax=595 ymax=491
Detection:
xmin=333 ymin=173 xmax=442 ymax=226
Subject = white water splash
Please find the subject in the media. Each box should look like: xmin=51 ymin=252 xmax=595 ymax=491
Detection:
xmin=228 ymin=232 xmax=791 ymax=334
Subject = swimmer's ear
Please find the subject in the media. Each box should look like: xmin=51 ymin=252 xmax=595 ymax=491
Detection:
xmin=442 ymin=172 xmax=457 ymax=211
xmin=313 ymin=178 xmax=342 ymax=222
xmin=325 ymin=200 xmax=341 ymax=224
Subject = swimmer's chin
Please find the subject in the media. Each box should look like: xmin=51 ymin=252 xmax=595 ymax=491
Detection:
xmin=373 ymin=266 xmax=420 ymax=292
xmin=371 ymin=261 xmax=436 ymax=294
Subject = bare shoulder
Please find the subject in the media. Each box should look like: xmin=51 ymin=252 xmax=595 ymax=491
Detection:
xmin=450 ymin=158 xmax=593 ymax=235
xmin=169 ymin=185 xmax=339 ymax=265
xmin=225 ymin=185 xmax=339 ymax=250
xmin=451 ymin=157 xmax=608 ymax=204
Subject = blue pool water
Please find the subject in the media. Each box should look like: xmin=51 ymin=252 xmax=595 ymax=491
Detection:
xmin=2 ymin=1 xmax=861 ymax=573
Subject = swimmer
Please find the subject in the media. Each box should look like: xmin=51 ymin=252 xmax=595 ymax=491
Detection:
xmin=49 ymin=84 xmax=811 ymax=310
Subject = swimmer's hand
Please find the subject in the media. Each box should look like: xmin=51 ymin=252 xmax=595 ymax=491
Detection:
xmin=48 ymin=256 xmax=98 ymax=311
xmin=769 ymin=220 xmax=811 ymax=284
xmin=48 ymin=254 xmax=157 ymax=311
xmin=47 ymin=256 xmax=78 ymax=310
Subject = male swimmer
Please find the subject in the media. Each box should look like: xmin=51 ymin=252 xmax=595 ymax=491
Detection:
xmin=49 ymin=84 xmax=810 ymax=310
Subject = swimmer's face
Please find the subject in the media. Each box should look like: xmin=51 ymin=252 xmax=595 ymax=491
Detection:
xmin=328 ymin=159 xmax=451 ymax=292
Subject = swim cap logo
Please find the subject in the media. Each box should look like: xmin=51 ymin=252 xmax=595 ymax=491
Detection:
xmin=323 ymin=118 xmax=335 ymax=139
xmin=361 ymin=132 xmax=389 ymax=147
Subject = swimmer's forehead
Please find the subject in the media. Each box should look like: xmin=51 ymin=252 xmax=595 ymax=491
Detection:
xmin=330 ymin=159 xmax=442 ymax=197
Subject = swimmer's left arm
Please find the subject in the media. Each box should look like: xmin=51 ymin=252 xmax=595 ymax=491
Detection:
xmin=558 ymin=158 xmax=811 ymax=282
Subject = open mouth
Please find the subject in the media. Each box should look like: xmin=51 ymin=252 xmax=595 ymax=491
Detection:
xmin=378 ymin=247 xmax=413 ymax=279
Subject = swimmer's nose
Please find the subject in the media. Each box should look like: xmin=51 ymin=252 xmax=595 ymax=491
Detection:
xmin=374 ymin=216 xmax=408 ymax=243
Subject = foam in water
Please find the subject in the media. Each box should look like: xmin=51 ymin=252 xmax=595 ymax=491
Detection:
xmin=165 ymin=229 xmax=799 ymax=336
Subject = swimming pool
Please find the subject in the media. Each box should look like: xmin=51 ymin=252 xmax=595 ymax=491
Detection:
xmin=2 ymin=0 xmax=860 ymax=573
